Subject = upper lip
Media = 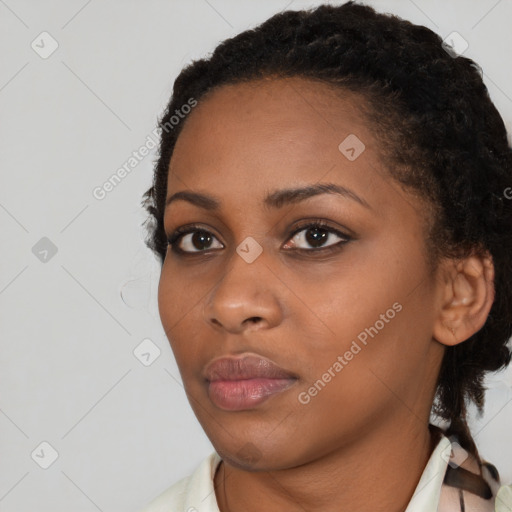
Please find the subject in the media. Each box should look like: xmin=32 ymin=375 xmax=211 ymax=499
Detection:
xmin=204 ymin=353 xmax=297 ymax=382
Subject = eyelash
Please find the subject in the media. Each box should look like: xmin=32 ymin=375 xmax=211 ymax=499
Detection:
xmin=166 ymin=220 xmax=352 ymax=256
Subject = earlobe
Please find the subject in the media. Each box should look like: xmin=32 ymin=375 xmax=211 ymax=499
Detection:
xmin=433 ymin=254 xmax=495 ymax=347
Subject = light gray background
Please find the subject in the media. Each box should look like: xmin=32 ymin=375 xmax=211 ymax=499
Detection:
xmin=1 ymin=1 xmax=511 ymax=511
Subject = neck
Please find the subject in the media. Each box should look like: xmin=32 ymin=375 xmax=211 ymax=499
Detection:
xmin=214 ymin=419 xmax=440 ymax=512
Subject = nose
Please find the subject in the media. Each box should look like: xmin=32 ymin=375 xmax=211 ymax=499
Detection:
xmin=202 ymin=251 xmax=283 ymax=334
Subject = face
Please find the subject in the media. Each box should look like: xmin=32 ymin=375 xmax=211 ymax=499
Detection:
xmin=158 ymin=77 xmax=445 ymax=471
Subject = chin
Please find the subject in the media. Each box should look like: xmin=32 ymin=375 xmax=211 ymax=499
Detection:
xmin=211 ymin=435 xmax=309 ymax=472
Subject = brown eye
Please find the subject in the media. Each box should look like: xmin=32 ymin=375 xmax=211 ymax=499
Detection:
xmin=284 ymin=222 xmax=351 ymax=251
xmin=168 ymin=227 xmax=223 ymax=254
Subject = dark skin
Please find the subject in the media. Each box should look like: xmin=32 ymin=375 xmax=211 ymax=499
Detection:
xmin=158 ymin=77 xmax=495 ymax=512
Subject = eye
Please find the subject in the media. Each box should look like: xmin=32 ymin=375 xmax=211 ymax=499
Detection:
xmin=167 ymin=224 xmax=223 ymax=254
xmin=283 ymin=221 xmax=351 ymax=252
xmin=166 ymin=220 xmax=352 ymax=256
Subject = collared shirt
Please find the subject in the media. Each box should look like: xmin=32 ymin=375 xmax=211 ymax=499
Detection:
xmin=140 ymin=432 xmax=511 ymax=512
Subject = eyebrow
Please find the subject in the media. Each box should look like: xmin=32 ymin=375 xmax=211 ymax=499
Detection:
xmin=164 ymin=182 xmax=371 ymax=212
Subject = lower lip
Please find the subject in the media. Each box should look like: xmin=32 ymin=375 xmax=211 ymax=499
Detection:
xmin=207 ymin=378 xmax=297 ymax=411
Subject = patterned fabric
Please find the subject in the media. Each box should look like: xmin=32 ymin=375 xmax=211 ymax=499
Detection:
xmin=435 ymin=424 xmax=506 ymax=512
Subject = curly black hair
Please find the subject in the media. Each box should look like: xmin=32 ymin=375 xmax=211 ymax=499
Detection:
xmin=141 ymin=0 xmax=512 ymax=471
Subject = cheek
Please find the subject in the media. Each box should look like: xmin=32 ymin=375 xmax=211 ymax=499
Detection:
xmin=289 ymin=242 xmax=434 ymax=387
xmin=291 ymin=298 xmax=429 ymax=441
xmin=284 ymin=255 xmax=399 ymax=351
xmin=158 ymin=261 xmax=203 ymax=327
xmin=157 ymin=263 xmax=202 ymax=363
xmin=158 ymin=264 xmax=176 ymax=335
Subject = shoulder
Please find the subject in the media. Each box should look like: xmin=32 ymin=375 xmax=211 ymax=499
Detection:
xmin=410 ymin=425 xmax=510 ymax=512
xmin=438 ymin=433 xmax=510 ymax=512
xmin=139 ymin=451 xmax=222 ymax=512
xmin=496 ymin=485 xmax=512 ymax=512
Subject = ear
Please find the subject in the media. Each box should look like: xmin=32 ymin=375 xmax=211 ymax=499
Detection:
xmin=432 ymin=253 xmax=495 ymax=347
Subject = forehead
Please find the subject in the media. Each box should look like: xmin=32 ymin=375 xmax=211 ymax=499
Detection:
xmin=167 ymin=77 xmax=383 ymax=194
xmin=163 ymin=77 xmax=432 ymax=248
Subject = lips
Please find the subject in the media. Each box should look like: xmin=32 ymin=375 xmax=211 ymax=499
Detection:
xmin=204 ymin=354 xmax=298 ymax=411
xmin=204 ymin=354 xmax=297 ymax=381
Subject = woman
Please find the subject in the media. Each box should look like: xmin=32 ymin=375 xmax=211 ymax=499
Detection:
xmin=140 ymin=1 xmax=512 ymax=510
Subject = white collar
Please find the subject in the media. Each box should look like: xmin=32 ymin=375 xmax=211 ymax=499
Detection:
xmin=141 ymin=433 xmax=465 ymax=512
xmin=404 ymin=435 xmax=452 ymax=511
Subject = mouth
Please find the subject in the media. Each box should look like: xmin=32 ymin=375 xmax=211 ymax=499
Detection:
xmin=203 ymin=353 xmax=298 ymax=411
